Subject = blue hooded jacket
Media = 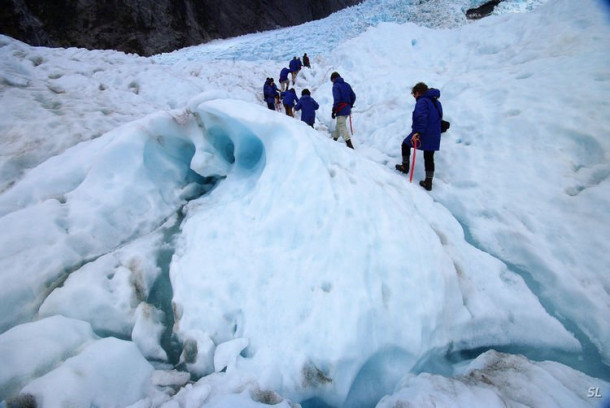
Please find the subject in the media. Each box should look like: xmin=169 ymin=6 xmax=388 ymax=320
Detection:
xmin=332 ymin=77 xmax=356 ymax=116
xmin=404 ymin=88 xmax=442 ymax=151
xmin=279 ymin=68 xmax=290 ymax=82
xmin=282 ymin=89 xmax=299 ymax=107
xmin=295 ymin=94 xmax=320 ymax=125
xmin=289 ymin=57 xmax=302 ymax=73
xmin=263 ymin=80 xmax=279 ymax=105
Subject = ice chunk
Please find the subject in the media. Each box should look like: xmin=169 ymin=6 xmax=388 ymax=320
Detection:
xmin=133 ymin=303 xmax=168 ymax=361
xmin=21 ymin=337 xmax=154 ymax=408
xmin=0 ymin=316 xmax=96 ymax=400
xmin=378 ymin=350 xmax=610 ymax=408
xmin=214 ymin=338 xmax=249 ymax=373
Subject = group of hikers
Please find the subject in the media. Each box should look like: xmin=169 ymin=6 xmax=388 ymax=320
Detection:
xmin=263 ymin=77 xmax=320 ymax=128
xmin=263 ymin=58 xmax=357 ymax=150
xmin=263 ymin=54 xmax=319 ymax=127
xmin=262 ymin=55 xmax=444 ymax=190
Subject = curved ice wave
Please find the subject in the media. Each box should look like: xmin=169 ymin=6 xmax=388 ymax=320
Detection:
xmin=171 ymin=98 xmax=580 ymax=407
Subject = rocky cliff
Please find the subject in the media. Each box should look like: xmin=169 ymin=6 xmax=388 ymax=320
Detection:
xmin=0 ymin=0 xmax=362 ymax=56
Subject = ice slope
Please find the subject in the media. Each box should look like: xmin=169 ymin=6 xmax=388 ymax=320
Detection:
xmin=0 ymin=0 xmax=609 ymax=406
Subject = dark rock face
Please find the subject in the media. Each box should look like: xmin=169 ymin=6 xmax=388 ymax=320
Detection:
xmin=0 ymin=0 xmax=362 ymax=56
xmin=466 ymin=0 xmax=504 ymax=20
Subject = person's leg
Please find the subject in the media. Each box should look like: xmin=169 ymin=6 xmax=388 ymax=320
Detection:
xmin=336 ymin=116 xmax=352 ymax=148
xmin=395 ymin=137 xmax=412 ymax=173
xmin=332 ymin=116 xmax=350 ymax=146
xmin=332 ymin=119 xmax=339 ymax=140
xmin=420 ymin=150 xmax=435 ymax=190
xmin=423 ymin=150 xmax=435 ymax=175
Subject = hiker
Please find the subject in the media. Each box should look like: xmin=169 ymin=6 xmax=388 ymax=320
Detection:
xmin=289 ymin=56 xmax=302 ymax=85
xmin=330 ymin=72 xmax=356 ymax=149
xmin=263 ymin=78 xmax=279 ymax=110
xmin=282 ymin=88 xmax=299 ymax=117
xmin=279 ymin=67 xmax=290 ymax=92
xmin=303 ymin=53 xmax=311 ymax=68
xmin=295 ymin=88 xmax=319 ymax=127
xmin=395 ymin=82 xmax=443 ymax=191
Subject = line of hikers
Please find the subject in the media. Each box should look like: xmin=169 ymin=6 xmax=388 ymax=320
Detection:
xmin=279 ymin=54 xmax=310 ymax=91
xmin=263 ymin=78 xmax=319 ymax=128
xmin=264 ymin=64 xmax=445 ymax=190
xmin=263 ymin=68 xmax=357 ymax=149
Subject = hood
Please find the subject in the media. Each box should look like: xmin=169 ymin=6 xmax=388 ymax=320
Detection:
xmin=423 ymin=88 xmax=441 ymax=99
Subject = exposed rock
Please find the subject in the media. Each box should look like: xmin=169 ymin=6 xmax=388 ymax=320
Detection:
xmin=466 ymin=0 xmax=504 ymax=20
xmin=0 ymin=0 xmax=362 ymax=56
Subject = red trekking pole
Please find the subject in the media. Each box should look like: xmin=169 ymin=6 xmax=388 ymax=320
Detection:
xmin=409 ymin=139 xmax=417 ymax=183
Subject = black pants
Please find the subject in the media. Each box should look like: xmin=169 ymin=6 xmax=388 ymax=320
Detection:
xmin=401 ymin=144 xmax=435 ymax=173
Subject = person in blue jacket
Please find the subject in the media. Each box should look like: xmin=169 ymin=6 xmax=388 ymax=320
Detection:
xmin=330 ymin=72 xmax=356 ymax=149
xmin=289 ymin=57 xmax=302 ymax=85
xmin=395 ymin=82 xmax=442 ymax=191
xmin=279 ymin=67 xmax=290 ymax=92
xmin=282 ymin=88 xmax=299 ymax=117
xmin=263 ymin=77 xmax=279 ymax=110
xmin=294 ymin=88 xmax=319 ymax=127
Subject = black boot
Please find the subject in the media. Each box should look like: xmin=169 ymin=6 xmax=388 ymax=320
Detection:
xmin=419 ymin=171 xmax=433 ymax=190
xmin=395 ymin=163 xmax=409 ymax=174
xmin=419 ymin=177 xmax=433 ymax=191
xmin=346 ymin=139 xmax=354 ymax=149
xmin=396 ymin=148 xmax=411 ymax=174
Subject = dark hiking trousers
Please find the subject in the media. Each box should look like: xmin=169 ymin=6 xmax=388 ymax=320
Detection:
xmin=401 ymin=143 xmax=435 ymax=173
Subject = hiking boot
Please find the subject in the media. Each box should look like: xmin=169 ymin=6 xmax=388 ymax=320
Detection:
xmin=419 ymin=178 xmax=433 ymax=191
xmin=395 ymin=164 xmax=409 ymax=174
xmin=346 ymin=139 xmax=354 ymax=149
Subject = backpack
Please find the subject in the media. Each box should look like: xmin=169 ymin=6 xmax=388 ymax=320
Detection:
xmin=432 ymin=99 xmax=450 ymax=133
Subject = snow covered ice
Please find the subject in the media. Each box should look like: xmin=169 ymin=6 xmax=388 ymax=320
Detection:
xmin=1 ymin=0 xmax=610 ymax=407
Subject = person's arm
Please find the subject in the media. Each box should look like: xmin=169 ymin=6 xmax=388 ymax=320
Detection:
xmin=411 ymin=100 xmax=429 ymax=134
xmin=332 ymin=86 xmax=340 ymax=115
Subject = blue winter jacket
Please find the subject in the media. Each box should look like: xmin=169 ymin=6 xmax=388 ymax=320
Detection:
xmin=332 ymin=77 xmax=356 ymax=116
xmin=403 ymin=88 xmax=442 ymax=151
xmin=295 ymin=95 xmax=320 ymax=125
xmin=263 ymin=81 xmax=279 ymax=104
xmin=279 ymin=68 xmax=290 ymax=82
xmin=289 ymin=58 xmax=302 ymax=73
xmin=282 ymin=90 xmax=299 ymax=107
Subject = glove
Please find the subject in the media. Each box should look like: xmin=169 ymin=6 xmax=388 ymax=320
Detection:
xmin=410 ymin=133 xmax=420 ymax=146
xmin=331 ymin=112 xmax=336 ymax=119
